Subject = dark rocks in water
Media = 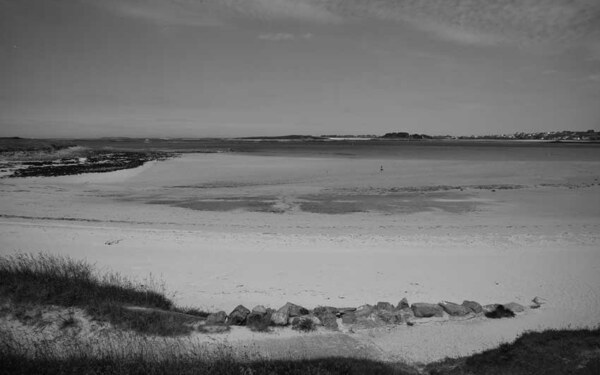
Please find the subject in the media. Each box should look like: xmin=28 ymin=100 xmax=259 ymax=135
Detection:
xmin=411 ymin=303 xmax=444 ymax=318
xmin=462 ymin=300 xmax=483 ymax=314
xmin=206 ymin=311 xmax=228 ymax=324
xmin=485 ymin=305 xmax=515 ymax=319
xmin=227 ymin=305 xmax=250 ymax=325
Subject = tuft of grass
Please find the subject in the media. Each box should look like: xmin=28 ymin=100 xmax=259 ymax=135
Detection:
xmin=0 ymin=253 xmax=206 ymax=336
xmin=426 ymin=327 xmax=600 ymax=374
xmin=246 ymin=312 xmax=272 ymax=333
xmin=293 ymin=318 xmax=316 ymax=332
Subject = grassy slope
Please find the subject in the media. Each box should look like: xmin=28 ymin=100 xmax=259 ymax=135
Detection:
xmin=0 ymin=253 xmax=205 ymax=336
xmin=1 ymin=253 xmax=599 ymax=374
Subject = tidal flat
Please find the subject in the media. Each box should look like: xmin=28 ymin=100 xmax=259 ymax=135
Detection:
xmin=1 ymin=138 xmax=599 ymax=364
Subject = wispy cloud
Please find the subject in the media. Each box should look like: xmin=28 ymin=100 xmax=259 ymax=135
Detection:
xmin=258 ymin=32 xmax=313 ymax=41
xmin=89 ymin=0 xmax=600 ymax=52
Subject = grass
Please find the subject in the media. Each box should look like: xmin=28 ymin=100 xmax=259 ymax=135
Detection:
xmin=425 ymin=327 xmax=600 ymax=375
xmin=0 ymin=253 xmax=206 ymax=336
xmin=246 ymin=312 xmax=273 ymax=333
xmin=1 ymin=253 xmax=599 ymax=374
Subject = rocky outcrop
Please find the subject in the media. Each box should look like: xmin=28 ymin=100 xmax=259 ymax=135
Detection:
xmin=439 ymin=301 xmax=471 ymax=316
xmin=411 ymin=303 xmax=444 ymax=318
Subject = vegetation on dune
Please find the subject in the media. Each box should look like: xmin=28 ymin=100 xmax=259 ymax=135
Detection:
xmin=426 ymin=327 xmax=600 ymax=375
xmin=1 ymin=253 xmax=599 ymax=374
xmin=0 ymin=253 xmax=205 ymax=336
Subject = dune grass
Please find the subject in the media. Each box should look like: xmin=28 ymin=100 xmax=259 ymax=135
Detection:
xmin=0 ymin=253 xmax=205 ymax=336
xmin=1 ymin=253 xmax=599 ymax=374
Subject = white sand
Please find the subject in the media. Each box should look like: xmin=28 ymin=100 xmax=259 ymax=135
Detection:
xmin=1 ymin=152 xmax=599 ymax=363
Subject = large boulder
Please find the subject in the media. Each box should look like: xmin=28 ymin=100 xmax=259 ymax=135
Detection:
xmin=374 ymin=310 xmax=403 ymax=324
xmin=313 ymin=307 xmax=339 ymax=330
xmin=270 ymin=311 xmax=289 ymax=326
xmin=355 ymin=304 xmax=374 ymax=317
xmin=341 ymin=311 xmax=357 ymax=324
xmin=279 ymin=302 xmax=309 ymax=318
xmin=485 ymin=305 xmax=515 ymax=319
xmin=462 ymin=300 xmax=483 ymax=314
xmin=206 ymin=311 xmax=227 ymax=325
xmin=251 ymin=305 xmax=268 ymax=315
xmin=313 ymin=306 xmax=339 ymax=316
xmin=411 ymin=303 xmax=444 ymax=318
xmin=227 ymin=305 xmax=250 ymax=325
xmin=503 ymin=302 xmax=525 ymax=313
xmin=396 ymin=298 xmax=410 ymax=310
xmin=337 ymin=307 xmax=357 ymax=317
xmin=439 ymin=301 xmax=471 ymax=316
xmin=376 ymin=302 xmax=395 ymax=312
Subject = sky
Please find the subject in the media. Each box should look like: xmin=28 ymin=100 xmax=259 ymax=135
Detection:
xmin=1 ymin=0 xmax=599 ymax=138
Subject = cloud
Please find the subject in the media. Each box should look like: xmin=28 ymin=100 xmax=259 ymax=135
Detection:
xmin=88 ymin=0 xmax=340 ymax=27
xmin=258 ymin=32 xmax=313 ymax=41
xmin=87 ymin=0 xmax=600 ymax=51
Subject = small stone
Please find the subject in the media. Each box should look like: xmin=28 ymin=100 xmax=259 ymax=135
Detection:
xmin=462 ymin=300 xmax=483 ymax=314
xmin=532 ymin=296 xmax=546 ymax=305
xmin=206 ymin=311 xmax=227 ymax=325
xmin=411 ymin=303 xmax=444 ymax=318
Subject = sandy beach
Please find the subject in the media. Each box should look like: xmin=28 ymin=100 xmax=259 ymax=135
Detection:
xmin=1 ymin=146 xmax=599 ymax=363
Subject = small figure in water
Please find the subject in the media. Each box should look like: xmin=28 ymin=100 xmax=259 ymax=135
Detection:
xmin=380 ymin=165 xmax=384 ymax=172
